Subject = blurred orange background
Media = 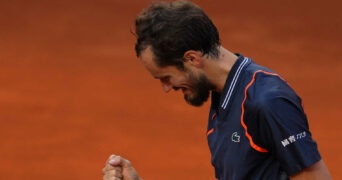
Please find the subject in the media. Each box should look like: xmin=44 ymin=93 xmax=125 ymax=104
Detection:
xmin=0 ymin=0 xmax=341 ymax=179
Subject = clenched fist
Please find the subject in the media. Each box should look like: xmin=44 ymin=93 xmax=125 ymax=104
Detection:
xmin=102 ymin=154 xmax=142 ymax=180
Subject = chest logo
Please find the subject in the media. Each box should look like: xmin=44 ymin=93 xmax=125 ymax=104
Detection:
xmin=231 ymin=132 xmax=240 ymax=143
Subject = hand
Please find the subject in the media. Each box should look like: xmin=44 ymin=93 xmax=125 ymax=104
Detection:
xmin=102 ymin=154 xmax=142 ymax=180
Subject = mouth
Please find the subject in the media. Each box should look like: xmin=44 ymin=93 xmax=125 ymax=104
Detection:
xmin=173 ymin=87 xmax=190 ymax=94
xmin=181 ymin=87 xmax=192 ymax=95
xmin=182 ymin=88 xmax=189 ymax=94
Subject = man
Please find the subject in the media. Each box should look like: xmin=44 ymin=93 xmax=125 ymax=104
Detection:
xmin=102 ymin=0 xmax=331 ymax=179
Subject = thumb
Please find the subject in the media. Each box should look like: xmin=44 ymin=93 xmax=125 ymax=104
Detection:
xmin=108 ymin=155 xmax=131 ymax=168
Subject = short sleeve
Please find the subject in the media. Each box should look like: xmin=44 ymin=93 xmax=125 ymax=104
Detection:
xmin=244 ymin=75 xmax=321 ymax=175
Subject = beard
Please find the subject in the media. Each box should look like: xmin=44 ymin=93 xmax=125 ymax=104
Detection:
xmin=184 ymin=72 xmax=216 ymax=107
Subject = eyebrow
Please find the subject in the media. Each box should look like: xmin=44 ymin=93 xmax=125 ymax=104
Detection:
xmin=153 ymin=75 xmax=162 ymax=79
xmin=153 ymin=75 xmax=167 ymax=79
xmin=154 ymin=75 xmax=168 ymax=80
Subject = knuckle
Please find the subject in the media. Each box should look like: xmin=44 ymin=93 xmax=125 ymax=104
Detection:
xmin=107 ymin=154 xmax=116 ymax=162
xmin=125 ymin=159 xmax=132 ymax=165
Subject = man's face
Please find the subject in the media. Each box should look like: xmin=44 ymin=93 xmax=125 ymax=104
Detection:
xmin=140 ymin=47 xmax=215 ymax=106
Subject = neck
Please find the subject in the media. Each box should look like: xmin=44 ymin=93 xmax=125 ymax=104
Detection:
xmin=205 ymin=46 xmax=238 ymax=93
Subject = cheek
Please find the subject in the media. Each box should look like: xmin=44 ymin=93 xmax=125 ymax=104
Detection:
xmin=173 ymin=77 xmax=190 ymax=87
xmin=170 ymin=71 xmax=192 ymax=87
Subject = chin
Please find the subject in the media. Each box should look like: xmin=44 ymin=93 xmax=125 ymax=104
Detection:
xmin=186 ymin=100 xmax=206 ymax=107
xmin=184 ymin=95 xmax=207 ymax=107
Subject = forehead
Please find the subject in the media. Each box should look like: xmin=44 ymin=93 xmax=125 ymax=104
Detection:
xmin=139 ymin=47 xmax=157 ymax=70
xmin=139 ymin=47 xmax=181 ymax=78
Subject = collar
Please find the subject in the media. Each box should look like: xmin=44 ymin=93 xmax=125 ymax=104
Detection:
xmin=212 ymin=54 xmax=250 ymax=110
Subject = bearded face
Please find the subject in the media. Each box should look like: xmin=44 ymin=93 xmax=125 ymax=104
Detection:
xmin=183 ymin=71 xmax=216 ymax=106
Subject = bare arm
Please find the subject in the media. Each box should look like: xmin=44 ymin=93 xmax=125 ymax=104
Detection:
xmin=290 ymin=160 xmax=331 ymax=180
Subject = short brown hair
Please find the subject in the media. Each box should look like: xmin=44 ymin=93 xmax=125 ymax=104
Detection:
xmin=134 ymin=0 xmax=221 ymax=69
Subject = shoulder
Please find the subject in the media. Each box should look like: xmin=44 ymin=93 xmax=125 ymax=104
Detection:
xmin=242 ymin=69 xmax=307 ymax=137
xmin=243 ymin=69 xmax=300 ymax=109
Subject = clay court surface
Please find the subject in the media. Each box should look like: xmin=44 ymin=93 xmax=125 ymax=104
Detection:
xmin=0 ymin=0 xmax=341 ymax=179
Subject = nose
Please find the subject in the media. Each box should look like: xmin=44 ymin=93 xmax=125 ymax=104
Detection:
xmin=161 ymin=82 xmax=172 ymax=93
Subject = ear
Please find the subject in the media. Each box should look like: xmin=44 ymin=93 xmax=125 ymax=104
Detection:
xmin=183 ymin=50 xmax=204 ymax=68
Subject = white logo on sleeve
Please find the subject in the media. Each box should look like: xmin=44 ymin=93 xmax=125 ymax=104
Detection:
xmin=281 ymin=131 xmax=307 ymax=147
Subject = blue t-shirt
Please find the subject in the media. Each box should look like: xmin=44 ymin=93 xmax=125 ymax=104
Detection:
xmin=207 ymin=54 xmax=321 ymax=179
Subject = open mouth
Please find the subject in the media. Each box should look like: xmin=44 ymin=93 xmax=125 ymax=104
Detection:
xmin=173 ymin=87 xmax=190 ymax=94
xmin=181 ymin=87 xmax=192 ymax=95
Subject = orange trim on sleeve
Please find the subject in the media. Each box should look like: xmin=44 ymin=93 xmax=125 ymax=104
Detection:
xmin=240 ymin=70 xmax=282 ymax=153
